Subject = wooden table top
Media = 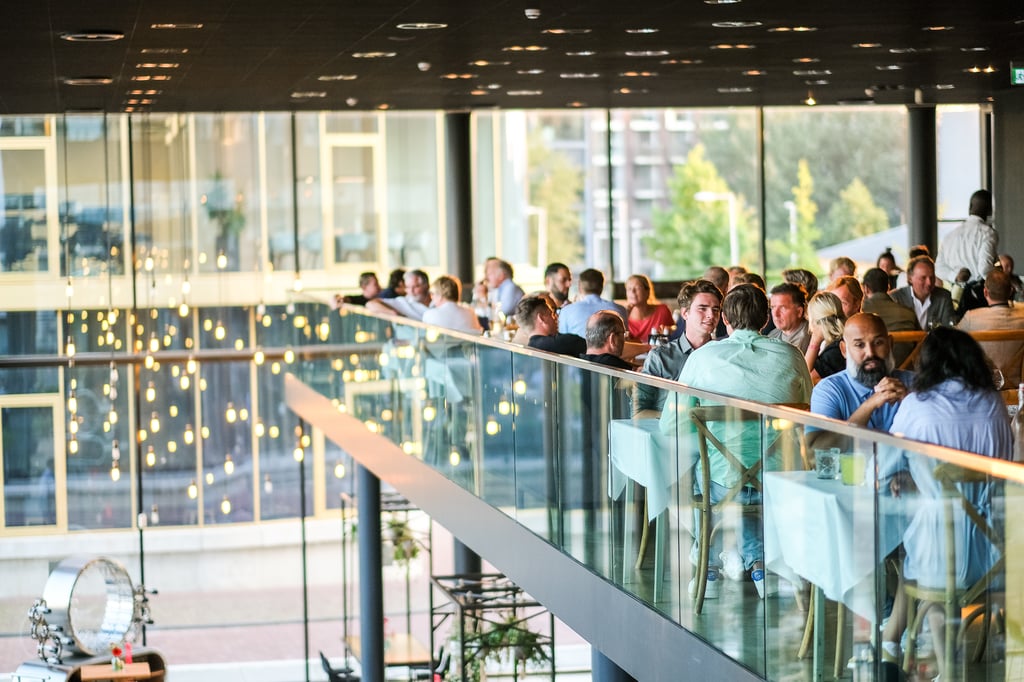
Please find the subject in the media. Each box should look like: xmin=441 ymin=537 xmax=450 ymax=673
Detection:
xmin=347 ymin=632 xmax=432 ymax=667
xmin=79 ymin=662 xmax=152 ymax=681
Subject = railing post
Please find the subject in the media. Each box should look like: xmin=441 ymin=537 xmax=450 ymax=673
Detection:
xmin=357 ymin=464 xmax=384 ymax=682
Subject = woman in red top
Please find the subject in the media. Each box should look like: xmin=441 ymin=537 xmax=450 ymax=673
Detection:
xmin=625 ymin=274 xmax=674 ymax=342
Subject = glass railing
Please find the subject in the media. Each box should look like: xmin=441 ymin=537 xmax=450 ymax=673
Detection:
xmin=301 ymin=304 xmax=1024 ymax=682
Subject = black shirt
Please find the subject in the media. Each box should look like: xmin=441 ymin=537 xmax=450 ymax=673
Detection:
xmin=581 ymin=353 xmax=633 ymax=370
xmin=528 ymin=333 xmax=587 ymax=357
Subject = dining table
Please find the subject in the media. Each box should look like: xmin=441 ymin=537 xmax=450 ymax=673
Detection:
xmin=763 ymin=469 xmax=912 ymax=680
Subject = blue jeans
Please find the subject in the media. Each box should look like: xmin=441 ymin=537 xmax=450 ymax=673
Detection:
xmin=692 ymin=480 xmax=763 ymax=571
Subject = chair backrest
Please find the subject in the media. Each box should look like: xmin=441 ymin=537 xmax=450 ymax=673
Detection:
xmin=690 ymin=404 xmax=766 ymax=501
xmin=320 ymin=651 xmax=337 ymax=680
xmin=932 ymin=462 xmax=1003 ymax=605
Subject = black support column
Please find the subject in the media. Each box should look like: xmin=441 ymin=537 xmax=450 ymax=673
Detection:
xmin=907 ymin=105 xmax=938 ymax=253
xmin=357 ymin=464 xmax=384 ymax=682
xmin=445 ymin=112 xmax=474 ymax=296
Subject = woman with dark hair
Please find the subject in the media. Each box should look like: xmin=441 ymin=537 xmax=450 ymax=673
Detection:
xmin=879 ymin=327 xmax=1011 ymax=675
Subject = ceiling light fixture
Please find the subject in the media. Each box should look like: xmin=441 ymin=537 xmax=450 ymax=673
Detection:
xmin=615 ymin=87 xmax=648 ymax=94
xmin=62 ymin=76 xmax=114 ymax=86
xmin=806 ymin=79 xmax=829 ymax=85
xmin=566 ymin=51 xmax=596 ymax=56
xmin=140 ymin=47 xmax=188 ymax=54
xmin=136 ymin=63 xmax=179 ymax=69
xmin=792 ymin=69 xmax=831 ymax=76
xmin=517 ymin=69 xmax=544 ymax=75
xmin=793 ymin=57 xmax=819 ymax=63
xmin=543 ymin=28 xmax=591 ymax=35
xmin=743 ymin=69 xmax=765 ymax=76
xmin=502 ymin=45 xmax=547 ymax=51
xmin=150 ymin=23 xmax=203 ymax=29
xmin=965 ymin=65 xmax=998 ymax=74
xmin=875 ymin=64 xmax=902 ymax=71
xmin=291 ymin=91 xmax=327 ymax=98
xmin=621 ymin=71 xmax=657 ymax=77
xmin=717 ymin=86 xmax=753 ymax=93
xmin=60 ymin=31 xmax=125 ymax=42
xmin=470 ymin=60 xmax=510 ymax=66
xmin=567 ymin=101 xmax=587 ymax=107
xmin=131 ymin=75 xmax=172 ymax=81
xmin=712 ymin=21 xmax=762 ymax=28
xmin=770 ymin=26 xmax=817 ymax=32
xmin=396 ymin=22 xmax=447 ymax=30
xmin=318 ymin=74 xmax=358 ymax=81
xmin=560 ymin=72 xmax=600 ymax=79
xmin=960 ymin=46 xmax=989 ymax=52
xmin=353 ymin=52 xmax=397 ymax=59
xmin=804 ymin=91 xmax=817 ymax=105
xmin=661 ymin=58 xmax=703 ymax=65
xmin=711 ymin=44 xmax=755 ymax=50
xmin=922 ymin=25 xmax=954 ymax=31
xmin=625 ymin=50 xmax=670 ymax=57
xmin=704 ymin=0 xmax=742 ymax=4
xmin=524 ymin=8 xmax=541 ymax=19
xmin=507 ymin=90 xmax=542 ymax=95
xmin=625 ymin=28 xmax=659 ymax=34
xmin=934 ymin=84 xmax=955 ymax=89
xmin=852 ymin=42 xmax=882 ymax=49
xmin=128 ymin=89 xmax=161 ymax=95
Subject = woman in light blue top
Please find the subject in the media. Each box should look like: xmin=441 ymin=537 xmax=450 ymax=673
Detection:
xmin=880 ymin=327 xmax=1011 ymax=676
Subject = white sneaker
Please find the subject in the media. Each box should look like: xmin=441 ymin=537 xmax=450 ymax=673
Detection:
xmin=751 ymin=565 xmax=777 ymax=598
xmin=720 ymin=550 xmax=744 ymax=581
xmin=688 ymin=569 xmax=721 ymax=600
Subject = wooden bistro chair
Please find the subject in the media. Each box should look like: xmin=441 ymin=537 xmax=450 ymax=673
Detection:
xmin=901 ymin=462 xmax=1005 ymax=679
xmin=689 ymin=404 xmax=766 ymax=614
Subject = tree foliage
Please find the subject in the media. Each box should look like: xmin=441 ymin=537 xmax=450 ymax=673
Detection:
xmin=527 ymin=129 xmax=584 ymax=265
xmin=643 ymin=144 xmax=754 ymax=278
xmin=825 ymin=177 xmax=890 ymax=241
xmin=765 ymin=159 xmax=821 ymax=271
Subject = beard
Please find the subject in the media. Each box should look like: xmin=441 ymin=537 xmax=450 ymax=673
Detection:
xmin=847 ymin=353 xmax=896 ymax=387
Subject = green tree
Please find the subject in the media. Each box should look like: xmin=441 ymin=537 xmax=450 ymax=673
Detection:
xmin=824 ymin=177 xmax=890 ymax=241
xmin=766 ymin=159 xmax=821 ymax=272
xmin=527 ymin=130 xmax=584 ymax=265
xmin=643 ymin=144 xmax=753 ymax=278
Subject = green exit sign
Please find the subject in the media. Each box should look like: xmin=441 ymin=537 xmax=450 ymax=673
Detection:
xmin=1013 ymin=62 xmax=1024 ymax=86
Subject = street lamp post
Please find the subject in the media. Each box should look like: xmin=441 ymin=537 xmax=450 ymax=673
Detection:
xmin=694 ymin=190 xmax=738 ymax=265
xmin=784 ymin=200 xmax=798 ymax=265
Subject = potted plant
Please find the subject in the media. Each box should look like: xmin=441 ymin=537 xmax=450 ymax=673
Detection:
xmin=205 ymin=172 xmax=246 ymax=268
xmin=459 ymin=613 xmax=548 ymax=681
xmin=386 ymin=517 xmax=420 ymax=565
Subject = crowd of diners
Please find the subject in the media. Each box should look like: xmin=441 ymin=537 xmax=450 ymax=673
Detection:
xmin=335 ymin=190 xmax=1019 ymax=679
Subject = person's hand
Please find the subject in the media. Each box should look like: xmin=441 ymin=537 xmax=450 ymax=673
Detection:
xmin=889 ymin=470 xmax=916 ymax=497
xmin=872 ymin=376 xmax=908 ymax=405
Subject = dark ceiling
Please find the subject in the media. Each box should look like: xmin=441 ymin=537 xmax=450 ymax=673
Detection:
xmin=3 ymin=1 xmax=1023 ymax=113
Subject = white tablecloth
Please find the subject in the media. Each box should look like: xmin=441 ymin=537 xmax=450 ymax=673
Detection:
xmin=608 ymin=419 xmax=695 ymax=521
xmin=763 ymin=470 xmax=909 ymax=619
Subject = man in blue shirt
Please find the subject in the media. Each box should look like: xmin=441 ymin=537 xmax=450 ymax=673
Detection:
xmin=558 ymin=268 xmax=627 ymax=337
xmin=808 ymin=313 xmax=912 ymax=451
xmin=485 ymin=257 xmax=525 ymax=318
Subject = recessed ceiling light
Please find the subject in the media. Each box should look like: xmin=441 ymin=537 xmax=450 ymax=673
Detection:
xmin=150 ymin=23 xmax=203 ymax=29
xmin=793 ymin=57 xmax=819 ymax=63
xmin=507 ymin=90 xmax=543 ymax=95
xmin=964 ymin=65 xmax=998 ymax=74
xmin=806 ymin=79 xmax=829 ymax=85
xmin=712 ymin=21 xmax=762 ymax=28
xmin=792 ymin=69 xmax=831 ymax=76
xmin=481 ymin=83 xmax=502 ymax=90
xmin=770 ymin=26 xmax=816 ymax=32
xmin=377 ymin=104 xmax=390 ymax=110
xmin=875 ymin=64 xmax=902 ymax=71
xmin=890 ymin=47 xmax=932 ymax=54
xmin=625 ymin=28 xmax=659 ymax=34
xmin=852 ymin=42 xmax=882 ymax=49
xmin=128 ymin=89 xmax=161 ymax=95
xmin=960 ymin=46 xmax=989 ymax=52
xmin=517 ymin=69 xmax=544 ymax=75
xmin=615 ymin=87 xmax=648 ymax=94
xmin=560 ymin=73 xmax=600 ymax=79
xmin=502 ymin=45 xmax=547 ymax=52
xmin=625 ymin=50 xmax=670 ymax=57
xmin=318 ymin=74 xmax=359 ymax=81
xmin=131 ymin=75 xmax=172 ymax=81
xmin=396 ymin=22 xmax=447 ymax=30
xmin=743 ymin=69 xmax=765 ymax=76
xmin=136 ymin=63 xmax=179 ymax=69
xmin=125 ymin=98 xmax=154 ymax=105
xmin=124 ymin=107 xmax=136 ymax=112
xmin=922 ymin=25 xmax=954 ymax=31
xmin=717 ymin=86 xmax=754 ymax=93
xmin=567 ymin=101 xmax=587 ymax=108
xmin=353 ymin=52 xmax=397 ymax=59
xmin=291 ymin=91 xmax=327 ymax=98
xmin=62 ymin=76 xmax=114 ymax=86
xmin=470 ymin=60 xmax=510 ymax=66
xmin=711 ymin=44 xmax=755 ymax=50
xmin=140 ymin=47 xmax=189 ymax=54
xmin=441 ymin=73 xmax=476 ymax=79
xmin=621 ymin=71 xmax=657 ymax=77
xmin=543 ymin=28 xmax=592 ymax=35
xmin=566 ymin=51 xmax=596 ymax=57
xmin=934 ymin=84 xmax=955 ymax=89
xmin=60 ymin=31 xmax=125 ymax=42
xmin=470 ymin=90 xmax=488 ymax=96
xmin=704 ymin=0 xmax=742 ymax=4
xmin=661 ymin=58 xmax=703 ymax=65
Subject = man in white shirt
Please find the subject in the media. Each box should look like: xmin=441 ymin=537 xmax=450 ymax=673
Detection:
xmin=423 ymin=275 xmax=482 ymax=333
xmin=935 ymin=189 xmax=997 ymax=285
xmin=366 ymin=269 xmax=431 ymax=320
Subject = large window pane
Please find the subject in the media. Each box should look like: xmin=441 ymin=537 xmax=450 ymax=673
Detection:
xmin=3 ymin=405 xmax=56 ymax=527
xmin=1 ymin=148 xmax=49 ymax=273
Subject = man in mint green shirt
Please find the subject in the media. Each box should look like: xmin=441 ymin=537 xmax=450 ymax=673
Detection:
xmin=661 ymin=283 xmax=812 ymax=597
